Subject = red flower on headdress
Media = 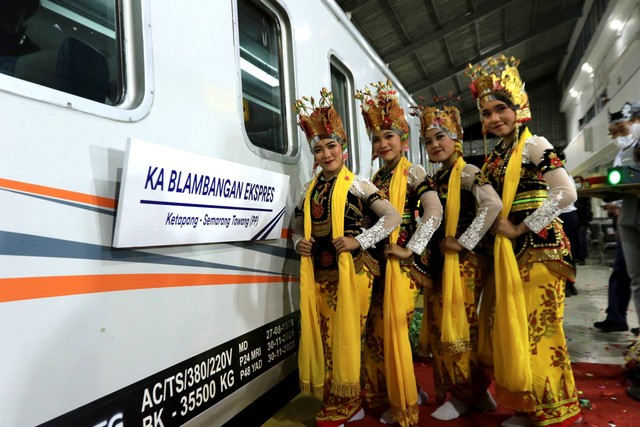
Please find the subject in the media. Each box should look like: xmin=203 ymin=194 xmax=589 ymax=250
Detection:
xmin=468 ymin=82 xmax=478 ymax=99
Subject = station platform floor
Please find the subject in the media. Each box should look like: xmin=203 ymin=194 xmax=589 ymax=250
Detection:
xmin=227 ymin=262 xmax=640 ymax=426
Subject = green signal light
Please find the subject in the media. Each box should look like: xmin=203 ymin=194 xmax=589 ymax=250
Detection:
xmin=608 ymin=169 xmax=622 ymax=185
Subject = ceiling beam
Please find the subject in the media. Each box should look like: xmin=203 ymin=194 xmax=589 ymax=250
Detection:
xmin=383 ymin=0 xmax=520 ymax=62
xmin=415 ymin=46 xmax=568 ymax=103
xmin=382 ymin=0 xmax=412 ymax=44
xmin=473 ymin=21 xmax=481 ymax=56
xmin=425 ymin=0 xmax=442 ymax=27
xmin=406 ymin=5 xmax=582 ymax=94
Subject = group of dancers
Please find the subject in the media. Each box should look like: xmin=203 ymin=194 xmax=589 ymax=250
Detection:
xmin=292 ymin=55 xmax=582 ymax=427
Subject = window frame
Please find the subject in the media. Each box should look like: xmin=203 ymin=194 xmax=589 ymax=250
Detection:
xmin=329 ymin=53 xmax=360 ymax=175
xmin=234 ymin=0 xmax=299 ymax=165
xmin=0 ymin=0 xmax=153 ymax=122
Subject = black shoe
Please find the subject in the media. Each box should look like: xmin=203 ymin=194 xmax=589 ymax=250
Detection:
xmin=628 ymin=384 xmax=640 ymax=401
xmin=593 ymin=321 xmax=629 ymax=332
xmin=567 ymin=282 xmax=579 ymax=296
xmin=632 ymin=327 xmax=640 ymax=336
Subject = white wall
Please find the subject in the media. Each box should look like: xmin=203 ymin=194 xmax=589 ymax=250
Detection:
xmin=562 ymin=0 xmax=640 ymax=176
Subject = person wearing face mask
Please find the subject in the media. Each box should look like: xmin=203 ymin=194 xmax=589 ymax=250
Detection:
xmin=629 ymin=101 xmax=640 ymax=164
xmin=610 ymin=102 xmax=640 ymax=337
xmin=592 ymin=105 xmax=638 ymax=335
xmin=610 ymin=103 xmax=639 ymax=168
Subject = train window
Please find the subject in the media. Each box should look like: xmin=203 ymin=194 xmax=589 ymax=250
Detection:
xmin=238 ymin=0 xmax=295 ymax=157
xmin=0 ymin=0 xmax=123 ymax=105
xmin=330 ymin=58 xmax=359 ymax=174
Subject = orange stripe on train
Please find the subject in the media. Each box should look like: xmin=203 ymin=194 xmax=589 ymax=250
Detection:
xmin=0 ymin=273 xmax=300 ymax=303
xmin=0 ymin=178 xmax=293 ymax=237
xmin=0 ymin=177 xmax=116 ymax=209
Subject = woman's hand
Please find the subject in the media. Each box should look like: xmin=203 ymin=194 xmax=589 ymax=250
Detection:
xmin=491 ymin=217 xmax=528 ymax=239
xmin=384 ymin=243 xmax=413 ymax=260
xmin=332 ymin=236 xmax=361 ymax=254
xmin=439 ymin=236 xmax=464 ymax=254
xmin=296 ymin=237 xmax=315 ymax=256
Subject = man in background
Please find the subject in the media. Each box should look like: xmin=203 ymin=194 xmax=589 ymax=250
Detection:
xmin=594 ymin=102 xmax=640 ymax=335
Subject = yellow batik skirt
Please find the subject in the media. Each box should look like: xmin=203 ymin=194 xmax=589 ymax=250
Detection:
xmin=479 ymin=259 xmax=582 ymax=426
xmin=363 ymin=266 xmax=421 ymax=413
xmin=425 ymin=254 xmax=491 ymax=404
xmin=315 ymin=267 xmax=374 ymax=426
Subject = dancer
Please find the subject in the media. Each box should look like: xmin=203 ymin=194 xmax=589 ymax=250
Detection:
xmin=417 ymin=101 xmax=501 ymax=420
xmin=293 ymin=88 xmax=401 ymax=427
xmin=466 ymin=55 xmax=582 ymax=426
xmin=356 ymin=80 xmax=442 ymax=426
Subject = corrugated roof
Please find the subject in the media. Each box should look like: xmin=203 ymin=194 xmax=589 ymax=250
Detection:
xmin=337 ymin=0 xmax=584 ymax=122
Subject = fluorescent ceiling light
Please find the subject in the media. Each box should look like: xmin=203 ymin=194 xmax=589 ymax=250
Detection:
xmin=610 ymin=19 xmax=623 ymax=31
xmin=240 ymin=58 xmax=279 ymax=88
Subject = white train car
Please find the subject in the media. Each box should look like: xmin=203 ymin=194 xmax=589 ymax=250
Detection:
xmin=0 ymin=0 xmax=423 ymax=426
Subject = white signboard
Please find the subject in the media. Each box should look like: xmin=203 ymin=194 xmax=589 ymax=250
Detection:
xmin=113 ymin=138 xmax=290 ymax=248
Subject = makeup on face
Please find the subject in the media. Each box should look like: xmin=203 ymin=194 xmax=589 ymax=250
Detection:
xmin=372 ymin=129 xmax=404 ymax=167
xmin=480 ymin=99 xmax=517 ymax=139
xmin=424 ymin=129 xmax=456 ymax=166
xmin=313 ymin=137 xmax=344 ymax=179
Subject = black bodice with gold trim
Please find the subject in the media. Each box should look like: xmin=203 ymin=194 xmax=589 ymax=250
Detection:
xmin=309 ymin=176 xmax=379 ymax=282
xmin=370 ymin=166 xmax=421 ymax=248
xmin=481 ymin=132 xmax=574 ymax=279
xmin=421 ymin=166 xmax=487 ymax=277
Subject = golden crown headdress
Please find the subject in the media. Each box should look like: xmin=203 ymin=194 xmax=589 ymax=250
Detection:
xmin=355 ymin=79 xmax=409 ymax=140
xmin=465 ymin=55 xmax=531 ymax=122
xmin=415 ymin=104 xmax=463 ymax=142
xmin=294 ymin=88 xmax=348 ymax=148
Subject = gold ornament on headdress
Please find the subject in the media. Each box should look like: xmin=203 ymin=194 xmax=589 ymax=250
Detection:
xmin=416 ymin=105 xmax=463 ymax=141
xmin=355 ymin=79 xmax=409 ymax=140
xmin=294 ymin=88 xmax=348 ymax=148
xmin=464 ymin=54 xmax=531 ymax=122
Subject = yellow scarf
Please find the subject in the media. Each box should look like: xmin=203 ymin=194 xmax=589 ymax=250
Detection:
xmin=492 ymin=127 xmax=536 ymax=411
xmin=440 ymin=157 xmax=472 ymax=354
xmin=298 ymin=166 xmax=361 ymax=398
xmin=383 ymin=156 xmax=419 ymax=424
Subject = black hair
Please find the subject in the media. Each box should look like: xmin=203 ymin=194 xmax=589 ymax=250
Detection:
xmin=487 ymin=92 xmax=519 ymax=111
